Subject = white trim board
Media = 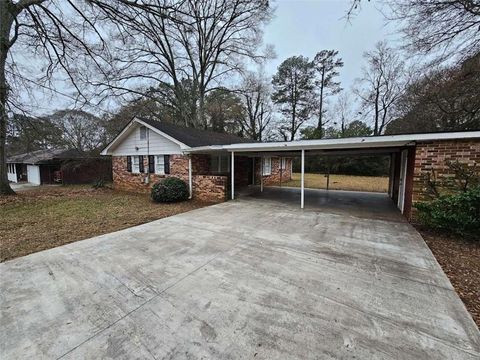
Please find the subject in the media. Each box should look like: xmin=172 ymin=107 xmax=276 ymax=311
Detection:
xmin=101 ymin=117 xmax=190 ymax=155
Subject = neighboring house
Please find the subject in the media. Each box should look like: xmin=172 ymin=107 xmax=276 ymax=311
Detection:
xmin=101 ymin=117 xmax=293 ymax=201
xmin=7 ymin=149 xmax=112 ymax=185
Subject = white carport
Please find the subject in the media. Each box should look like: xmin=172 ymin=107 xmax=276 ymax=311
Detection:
xmin=186 ymin=131 xmax=480 ymax=214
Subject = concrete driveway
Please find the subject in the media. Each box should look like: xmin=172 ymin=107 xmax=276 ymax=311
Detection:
xmin=1 ymin=196 xmax=479 ymax=359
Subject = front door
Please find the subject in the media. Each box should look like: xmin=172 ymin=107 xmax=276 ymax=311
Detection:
xmin=16 ymin=164 xmax=28 ymax=182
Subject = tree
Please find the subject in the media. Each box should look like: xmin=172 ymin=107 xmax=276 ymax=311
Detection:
xmin=388 ymin=0 xmax=480 ymax=64
xmin=302 ymin=119 xmax=371 ymax=140
xmin=49 ymin=110 xmax=106 ymax=153
xmin=237 ymin=72 xmax=274 ymax=141
xmin=386 ymin=52 xmax=480 ymax=134
xmin=90 ymin=0 xmax=272 ymax=129
xmin=312 ymin=50 xmax=344 ymax=138
xmin=6 ymin=113 xmax=64 ymax=155
xmin=354 ymin=42 xmax=407 ymax=135
xmin=332 ymin=93 xmax=356 ymax=137
xmin=347 ymin=0 xmax=480 ymax=64
xmin=272 ymin=56 xmax=315 ymax=141
xmin=205 ymin=88 xmax=244 ymax=134
xmin=0 ymin=0 xmax=112 ymax=194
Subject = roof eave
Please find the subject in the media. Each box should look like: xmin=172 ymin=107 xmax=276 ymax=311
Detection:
xmin=100 ymin=117 xmax=191 ymax=155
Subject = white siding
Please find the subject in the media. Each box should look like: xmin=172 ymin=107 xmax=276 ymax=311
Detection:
xmin=27 ymin=165 xmax=41 ymax=185
xmin=110 ymin=124 xmax=183 ymax=156
xmin=7 ymin=164 xmax=17 ymax=183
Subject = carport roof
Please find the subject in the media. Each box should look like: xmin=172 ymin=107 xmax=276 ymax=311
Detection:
xmin=186 ymin=130 xmax=480 ymax=153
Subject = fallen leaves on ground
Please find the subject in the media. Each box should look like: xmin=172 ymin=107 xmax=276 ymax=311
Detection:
xmin=0 ymin=186 xmax=209 ymax=262
xmin=418 ymin=226 xmax=480 ymax=328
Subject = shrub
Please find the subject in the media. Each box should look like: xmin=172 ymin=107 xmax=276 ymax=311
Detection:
xmin=414 ymin=186 xmax=480 ymax=239
xmin=151 ymin=177 xmax=189 ymax=203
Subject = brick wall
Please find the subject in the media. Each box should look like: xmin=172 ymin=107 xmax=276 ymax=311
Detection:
xmin=112 ymin=155 xmax=228 ymax=202
xmin=254 ymin=157 xmax=293 ymax=186
xmin=192 ymin=175 xmax=227 ymax=202
xmin=412 ymin=139 xmax=480 ymax=206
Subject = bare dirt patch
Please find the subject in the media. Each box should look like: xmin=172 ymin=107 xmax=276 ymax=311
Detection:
xmin=0 ymin=186 xmax=210 ymax=262
xmin=283 ymin=173 xmax=389 ymax=192
xmin=418 ymin=227 xmax=480 ymax=327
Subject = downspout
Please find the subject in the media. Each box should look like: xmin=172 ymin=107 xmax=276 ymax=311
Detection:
xmin=188 ymin=156 xmax=192 ymax=199
xmin=145 ymin=128 xmax=150 ymax=184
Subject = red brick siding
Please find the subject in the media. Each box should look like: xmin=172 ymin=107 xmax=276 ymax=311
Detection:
xmin=411 ymin=139 xmax=480 ymax=218
xmin=413 ymin=139 xmax=480 ymax=202
xmin=112 ymin=155 xmax=229 ymax=203
xmin=192 ymin=175 xmax=227 ymax=202
xmin=254 ymin=157 xmax=292 ymax=186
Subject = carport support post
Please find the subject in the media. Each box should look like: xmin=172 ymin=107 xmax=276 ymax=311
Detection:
xmin=188 ymin=156 xmax=193 ymax=199
xmin=231 ymin=151 xmax=235 ymax=200
xmin=301 ymin=149 xmax=305 ymax=209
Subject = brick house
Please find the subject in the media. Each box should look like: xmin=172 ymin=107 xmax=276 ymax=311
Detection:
xmin=101 ymin=117 xmax=292 ymax=202
xmin=103 ymin=118 xmax=479 ymax=219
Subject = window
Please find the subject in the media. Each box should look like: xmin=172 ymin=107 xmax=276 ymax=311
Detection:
xmin=139 ymin=126 xmax=147 ymax=140
xmin=155 ymin=155 xmax=165 ymax=175
xmin=132 ymin=156 xmax=140 ymax=173
xmin=280 ymin=158 xmax=287 ymax=170
xmin=262 ymin=157 xmax=272 ymax=176
xmin=210 ymin=155 xmax=230 ymax=173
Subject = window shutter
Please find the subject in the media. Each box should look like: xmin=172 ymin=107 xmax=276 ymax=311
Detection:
xmin=127 ymin=156 xmax=132 ymax=172
xmin=164 ymin=155 xmax=170 ymax=174
xmin=139 ymin=156 xmax=144 ymax=173
xmin=148 ymin=155 xmax=155 ymax=173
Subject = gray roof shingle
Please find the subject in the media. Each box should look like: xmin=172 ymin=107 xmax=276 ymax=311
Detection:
xmin=139 ymin=117 xmax=254 ymax=147
xmin=7 ymin=149 xmax=84 ymax=164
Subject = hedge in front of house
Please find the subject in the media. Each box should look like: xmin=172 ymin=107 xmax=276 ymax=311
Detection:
xmin=414 ymin=186 xmax=480 ymax=239
xmin=151 ymin=177 xmax=189 ymax=203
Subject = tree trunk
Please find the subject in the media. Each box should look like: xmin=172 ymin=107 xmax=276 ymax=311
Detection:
xmin=374 ymin=86 xmax=380 ymax=136
xmin=317 ymin=68 xmax=325 ymax=138
xmin=0 ymin=2 xmax=15 ymax=195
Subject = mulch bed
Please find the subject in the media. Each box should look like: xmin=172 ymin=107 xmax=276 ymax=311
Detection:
xmin=417 ymin=226 xmax=480 ymax=328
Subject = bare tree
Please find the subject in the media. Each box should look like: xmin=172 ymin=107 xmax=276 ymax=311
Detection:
xmin=49 ymin=109 xmax=106 ymax=152
xmin=388 ymin=0 xmax=480 ymax=64
xmin=348 ymin=0 xmax=480 ymax=64
xmin=90 ymin=0 xmax=272 ymax=129
xmin=312 ymin=50 xmax=343 ymax=138
xmin=332 ymin=93 xmax=354 ymax=137
xmin=354 ymin=42 xmax=407 ymax=135
xmin=237 ymin=72 xmax=273 ymax=141
xmin=0 ymin=0 xmax=111 ymax=195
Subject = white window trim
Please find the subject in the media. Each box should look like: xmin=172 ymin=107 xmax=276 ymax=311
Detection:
xmin=139 ymin=126 xmax=147 ymax=140
xmin=280 ymin=157 xmax=287 ymax=170
xmin=262 ymin=157 xmax=272 ymax=176
xmin=155 ymin=155 xmax=165 ymax=175
xmin=132 ymin=156 xmax=140 ymax=174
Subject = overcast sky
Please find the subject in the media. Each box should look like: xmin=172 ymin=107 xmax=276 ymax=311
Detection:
xmin=263 ymin=0 xmax=396 ymax=93
xmin=23 ymin=0 xmax=398 ymax=117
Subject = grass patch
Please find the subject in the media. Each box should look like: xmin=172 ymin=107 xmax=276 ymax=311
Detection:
xmin=0 ymin=186 xmax=209 ymax=262
xmin=283 ymin=173 xmax=389 ymax=193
